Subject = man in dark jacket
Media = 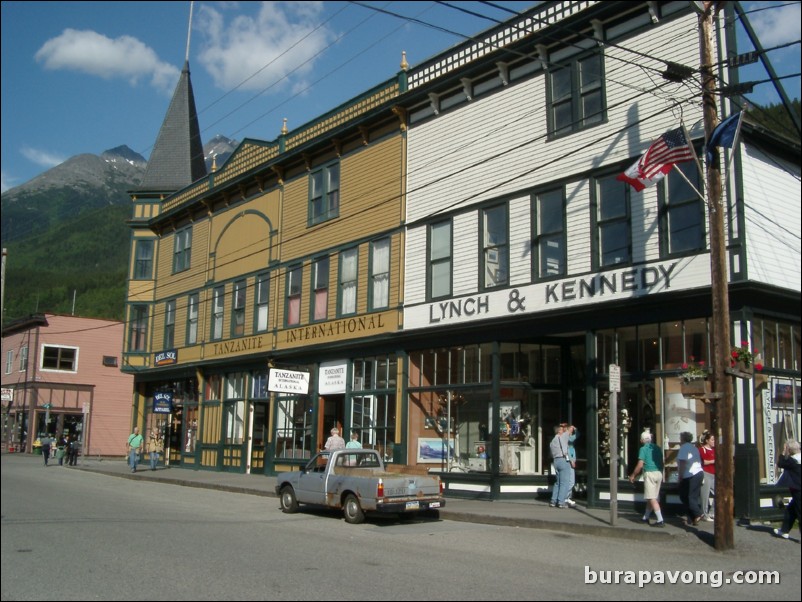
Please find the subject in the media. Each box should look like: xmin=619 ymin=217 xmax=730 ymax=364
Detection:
xmin=774 ymin=440 xmax=801 ymax=539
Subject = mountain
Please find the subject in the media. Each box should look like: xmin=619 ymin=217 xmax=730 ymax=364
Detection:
xmin=1 ymin=137 xmax=238 ymax=324
xmin=1 ymin=145 xmax=147 ymax=244
xmin=204 ymin=134 xmax=238 ymax=171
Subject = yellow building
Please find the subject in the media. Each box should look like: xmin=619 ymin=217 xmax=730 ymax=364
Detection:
xmin=123 ymin=63 xmax=409 ymax=474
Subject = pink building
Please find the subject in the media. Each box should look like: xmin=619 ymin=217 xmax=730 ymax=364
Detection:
xmin=2 ymin=313 xmax=133 ymax=457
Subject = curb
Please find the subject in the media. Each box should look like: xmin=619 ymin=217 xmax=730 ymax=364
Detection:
xmin=77 ymin=465 xmax=677 ymax=541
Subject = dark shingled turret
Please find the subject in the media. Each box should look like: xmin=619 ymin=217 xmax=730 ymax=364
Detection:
xmin=137 ymin=61 xmax=207 ymax=193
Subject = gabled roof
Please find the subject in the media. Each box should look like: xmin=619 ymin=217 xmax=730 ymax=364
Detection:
xmin=137 ymin=61 xmax=207 ymax=193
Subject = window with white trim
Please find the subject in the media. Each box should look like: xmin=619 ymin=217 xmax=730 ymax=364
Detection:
xmin=134 ymin=239 xmax=154 ymax=280
xmin=255 ymin=273 xmax=270 ymax=333
xmin=429 ymin=220 xmax=452 ymax=300
xmin=548 ymin=52 xmax=604 ymax=137
xmin=129 ymin=305 xmax=149 ymax=352
xmin=482 ymin=204 xmax=509 ymax=289
xmin=339 ymin=248 xmax=358 ymax=316
xmin=211 ymin=286 xmax=225 ymax=341
xmin=594 ymin=175 xmax=631 ymax=268
xmin=186 ymin=293 xmax=199 ymax=345
xmin=533 ymin=188 xmax=566 ymax=278
xmin=312 ymin=256 xmax=329 ymax=321
xmin=661 ymin=161 xmax=705 ymax=255
xmin=370 ymin=238 xmax=390 ymax=310
xmin=173 ymin=227 xmax=192 ymax=273
xmin=286 ymin=265 xmax=302 ymax=326
xmin=309 ymin=162 xmax=340 ymax=225
xmin=42 ymin=345 xmax=78 ymax=372
xmin=164 ymin=299 xmax=176 ymax=349
xmin=231 ymin=280 xmax=246 ymax=337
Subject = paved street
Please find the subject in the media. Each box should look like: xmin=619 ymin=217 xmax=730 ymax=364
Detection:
xmin=2 ymin=453 xmax=799 ymax=600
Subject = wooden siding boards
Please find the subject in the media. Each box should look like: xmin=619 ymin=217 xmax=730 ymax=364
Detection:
xmin=509 ymin=194 xmax=531 ymax=286
xmin=155 ymin=221 xmax=210 ymax=300
xmin=404 ymin=10 xmax=712 ymax=313
xmin=0 ymin=315 xmax=133 ymax=456
xmin=406 ymin=13 xmax=705 ymax=224
xmin=741 ymin=143 xmax=802 ymax=292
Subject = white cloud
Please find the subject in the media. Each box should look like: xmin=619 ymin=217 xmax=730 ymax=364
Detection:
xmin=195 ymin=1 xmax=335 ymax=93
xmin=1 ymin=170 xmax=13 ymax=194
xmin=21 ymin=147 xmax=67 ymax=169
xmin=35 ymin=29 xmax=180 ymax=93
xmin=748 ymin=3 xmax=801 ymax=48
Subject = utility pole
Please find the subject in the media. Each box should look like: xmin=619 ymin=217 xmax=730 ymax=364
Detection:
xmin=698 ymin=3 xmax=734 ymax=551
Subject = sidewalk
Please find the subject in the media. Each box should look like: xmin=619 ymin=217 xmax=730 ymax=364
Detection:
xmin=71 ymin=457 xmax=721 ymax=543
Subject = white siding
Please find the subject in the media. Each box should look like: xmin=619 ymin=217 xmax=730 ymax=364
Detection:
xmin=509 ymin=194 xmax=531 ymax=285
xmin=405 ymin=227 xmax=428 ymax=304
xmin=453 ymin=212 xmax=479 ymax=295
xmin=741 ymin=143 xmax=802 ymax=292
xmin=406 ymin=13 xmax=706 ymax=225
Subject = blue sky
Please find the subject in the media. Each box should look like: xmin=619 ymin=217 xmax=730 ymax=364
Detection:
xmin=1 ymin=1 xmax=799 ymax=193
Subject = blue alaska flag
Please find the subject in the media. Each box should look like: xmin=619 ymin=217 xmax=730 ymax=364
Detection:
xmin=706 ymin=112 xmax=742 ymax=164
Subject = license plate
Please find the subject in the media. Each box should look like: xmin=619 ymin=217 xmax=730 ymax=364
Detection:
xmin=429 ymin=501 xmax=441 ymax=508
xmin=405 ymin=501 xmax=420 ymax=510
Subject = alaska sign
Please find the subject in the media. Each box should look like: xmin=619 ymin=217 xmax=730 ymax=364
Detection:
xmin=405 ymin=256 xmax=709 ymax=330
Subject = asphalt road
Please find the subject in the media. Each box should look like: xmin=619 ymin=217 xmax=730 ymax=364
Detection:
xmin=2 ymin=454 xmax=799 ymax=601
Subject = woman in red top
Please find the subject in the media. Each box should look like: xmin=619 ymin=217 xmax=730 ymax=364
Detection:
xmin=699 ymin=431 xmax=716 ymax=520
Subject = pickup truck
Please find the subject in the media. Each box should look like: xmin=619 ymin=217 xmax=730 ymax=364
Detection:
xmin=275 ymin=449 xmax=445 ymax=524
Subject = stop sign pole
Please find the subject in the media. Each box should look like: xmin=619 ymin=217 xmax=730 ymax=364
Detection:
xmin=609 ymin=364 xmax=621 ymax=526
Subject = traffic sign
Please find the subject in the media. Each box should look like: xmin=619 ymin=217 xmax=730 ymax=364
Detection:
xmin=609 ymin=364 xmax=621 ymax=393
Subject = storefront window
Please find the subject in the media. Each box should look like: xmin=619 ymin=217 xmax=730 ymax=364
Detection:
xmin=275 ymin=394 xmax=313 ymax=460
xmin=224 ymin=373 xmax=246 ymax=445
xmin=351 ymin=355 xmax=398 ymax=462
xmin=661 ymin=321 xmax=684 ymax=369
xmin=409 ymin=345 xmax=492 ymax=388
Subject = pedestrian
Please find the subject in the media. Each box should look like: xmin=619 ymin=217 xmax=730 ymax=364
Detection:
xmin=40 ymin=435 xmax=52 ymax=467
xmin=67 ymin=436 xmax=79 ymax=466
xmin=57 ymin=434 xmax=67 ymax=466
xmin=146 ymin=429 xmax=163 ymax=470
xmin=698 ymin=430 xmax=716 ymax=521
xmin=549 ymin=424 xmax=572 ymax=508
xmin=563 ymin=423 xmax=578 ymax=508
xmin=677 ymin=431 xmax=704 ymax=525
xmin=324 ymin=427 xmax=346 ymax=451
xmin=127 ymin=427 xmax=144 ymax=473
xmin=346 ymin=431 xmax=362 ymax=449
xmin=629 ymin=430 xmax=665 ymax=527
xmin=773 ymin=439 xmax=801 ymax=540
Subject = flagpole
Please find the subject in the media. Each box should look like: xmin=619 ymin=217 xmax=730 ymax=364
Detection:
xmin=669 ymin=163 xmax=705 ymax=203
xmin=725 ymin=108 xmax=746 ymax=175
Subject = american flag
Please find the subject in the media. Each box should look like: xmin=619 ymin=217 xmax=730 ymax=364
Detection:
xmin=638 ymin=127 xmax=695 ymax=179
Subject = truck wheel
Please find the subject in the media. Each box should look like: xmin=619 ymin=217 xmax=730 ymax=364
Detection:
xmin=279 ymin=486 xmax=299 ymax=513
xmin=343 ymin=494 xmax=365 ymax=524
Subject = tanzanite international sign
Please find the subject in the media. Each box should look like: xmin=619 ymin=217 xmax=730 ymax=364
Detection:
xmin=153 ymin=391 xmax=173 ymax=414
xmin=268 ymin=369 xmax=310 ymax=394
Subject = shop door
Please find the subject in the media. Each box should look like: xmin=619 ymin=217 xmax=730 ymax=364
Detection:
xmin=536 ymin=391 xmax=563 ymax=474
xmin=249 ymin=402 xmax=267 ymax=473
xmin=222 ymin=400 xmax=246 ymax=472
xmin=319 ymin=394 xmax=345 ymax=444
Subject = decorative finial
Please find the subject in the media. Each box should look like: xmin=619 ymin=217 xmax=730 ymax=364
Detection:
xmin=281 ymin=118 xmax=288 ymax=135
xmin=400 ymin=50 xmax=408 ymax=71
xmin=211 ymin=154 xmax=217 ymax=172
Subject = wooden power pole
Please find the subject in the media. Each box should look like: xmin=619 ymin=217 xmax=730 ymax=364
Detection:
xmin=698 ymin=3 xmax=735 ymax=551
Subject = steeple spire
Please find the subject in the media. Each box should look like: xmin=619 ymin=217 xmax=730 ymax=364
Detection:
xmin=138 ymin=2 xmax=206 ymax=193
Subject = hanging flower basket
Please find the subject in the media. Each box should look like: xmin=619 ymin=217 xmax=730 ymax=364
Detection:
xmin=681 ymin=378 xmax=710 ymax=399
xmin=726 ymin=342 xmax=763 ymax=380
xmin=726 ymin=360 xmax=754 ymax=379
